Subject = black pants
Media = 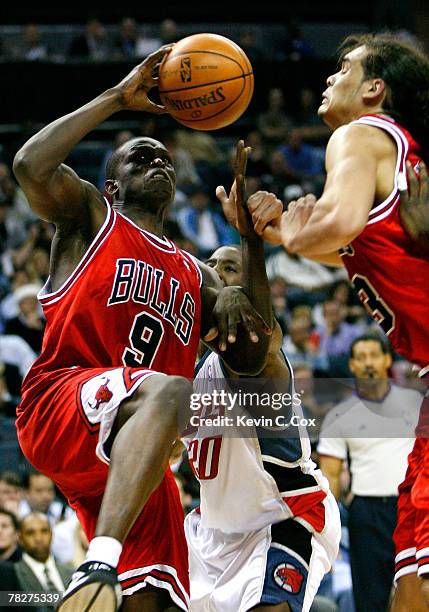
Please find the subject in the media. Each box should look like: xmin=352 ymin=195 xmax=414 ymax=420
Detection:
xmin=348 ymin=495 xmax=397 ymax=612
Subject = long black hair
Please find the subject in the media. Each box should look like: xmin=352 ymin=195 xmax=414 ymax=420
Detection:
xmin=339 ymin=33 xmax=429 ymax=164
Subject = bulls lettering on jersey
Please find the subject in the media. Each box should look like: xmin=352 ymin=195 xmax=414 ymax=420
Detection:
xmin=339 ymin=114 xmax=429 ymax=373
xmin=20 ymin=205 xmax=202 ymax=404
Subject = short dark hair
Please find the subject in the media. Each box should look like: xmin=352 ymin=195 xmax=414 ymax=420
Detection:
xmin=105 ymin=147 xmax=123 ymax=182
xmin=0 ymin=507 xmax=20 ymax=531
xmin=338 ymin=33 xmax=429 ymax=164
xmin=350 ymin=333 xmax=390 ymax=358
xmin=0 ymin=471 xmax=22 ymax=488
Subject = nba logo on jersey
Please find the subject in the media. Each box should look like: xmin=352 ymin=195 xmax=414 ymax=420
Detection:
xmin=273 ymin=563 xmax=304 ymax=593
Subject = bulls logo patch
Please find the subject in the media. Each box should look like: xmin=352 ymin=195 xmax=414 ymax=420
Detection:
xmin=273 ymin=562 xmax=303 ymax=593
xmin=89 ymin=379 xmax=113 ymax=410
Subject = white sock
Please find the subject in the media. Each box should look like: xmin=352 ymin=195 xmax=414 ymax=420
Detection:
xmin=85 ymin=536 xmax=122 ymax=568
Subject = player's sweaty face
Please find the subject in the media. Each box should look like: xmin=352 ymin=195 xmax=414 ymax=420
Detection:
xmin=318 ymin=45 xmax=368 ymax=128
xmin=118 ymin=138 xmax=176 ymax=201
xmin=206 ymin=247 xmax=242 ymax=287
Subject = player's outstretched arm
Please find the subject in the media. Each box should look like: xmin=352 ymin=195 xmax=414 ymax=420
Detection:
xmin=198 ymin=141 xmax=272 ymax=375
xmin=13 ymin=46 xmax=172 ymax=228
xmin=277 ymin=124 xmax=378 ymax=256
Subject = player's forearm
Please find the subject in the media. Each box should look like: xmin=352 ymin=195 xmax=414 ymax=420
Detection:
xmin=283 ymin=209 xmax=360 ymax=256
xmin=241 ymin=234 xmax=273 ymax=331
xmin=14 ymin=89 xmax=122 ymax=181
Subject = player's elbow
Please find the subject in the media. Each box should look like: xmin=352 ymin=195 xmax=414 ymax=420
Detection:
xmin=13 ymin=148 xmax=35 ymax=180
xmin=13 ymin=146 xmax=46 ymax=183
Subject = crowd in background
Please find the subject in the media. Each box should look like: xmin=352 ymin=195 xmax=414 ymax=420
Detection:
xmin=0 ymin=14 xmax=427 ymax=612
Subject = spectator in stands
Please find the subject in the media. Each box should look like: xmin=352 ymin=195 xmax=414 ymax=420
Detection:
xmin=257 ymin=87 xmax=293 ymax=149
xmin=159 ymin=19 xmax=182 ymax=45
xmin=160 ymin=131 xmax=201 ymax=190
xmin=244 ymin=130 xmax=271 ymax=178
xmin=238 ymin=28 xmax=266 ymax=64
xmin=0 ymin=508 xmax=22 ymax=562
xmin=270 ymin=276 xmax=289 ymax=335
xmin=175 ymin=128 xmax=226 ymax=192
xmin=69 ymin=17 xmax=112 ymax=61
xmin=318 ymin=334 xmax=421 ymax=612
xmin=20 ymin=473 xmax=73 ymax=526
xmin=0 ymin=364 xmax=17 ymax=416
xmin=0 ymin=334 xmax=37 ymax=399
xmin=293 ymin=362 xmax=336 ymax=442
xmin=316 ymin=300 xmax=365 ymax=377
xmin=1 ymin=269 xmax=36 ymax=324
xmin=11 ymin=220 xmax=54 ymax=273
xmin=14 ymin=513 xmax=73 ymax=594
xmin=0 ymin=472 xmax=23 ymax=518
xmin=113 ymin=17 xmax=160 ymax=60
xmin=4 ymin=284 xmax=44 ymax=354
xmin=13 ymin=24 xmax=49 ymax=61
xmin=278 ymin=128 xmax=325 ymax=194
xmin=52 ymin=514 xmax=87 ymax=569
xmin=266 ymin=247 xmax=344 ymax=306
xmin=294 ymin=87 xmax=331 ymax=145
xmin=0 ymin=163 xmax=33 ymax=251
xmin=177 ymin=185 xmax=233 ymax=259
xmin=263 ymin=150 xmax=295 ymax=198
xmin=282 ymin=316 xmax=327 ymax=372
xmin=280 ymin=18 xmax=314 ymax=63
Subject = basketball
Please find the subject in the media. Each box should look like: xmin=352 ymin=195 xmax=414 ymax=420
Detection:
xmin=158 ymin=33 xmax=254 ymax=131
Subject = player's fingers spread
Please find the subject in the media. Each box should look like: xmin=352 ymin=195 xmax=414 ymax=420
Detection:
xmin=305 ymin=193 xmax=317 ymax=206
xmin=204 ymin=327 xmax=219 ymax=342
xmin=227 ymin=312 xmax=240 ymax=344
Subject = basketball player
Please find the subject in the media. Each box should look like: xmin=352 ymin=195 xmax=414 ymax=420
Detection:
xmin=183 ymin=182 xmax=340 ymax=610
xmin=242 ymin=33 xmax=429 ymax=611
xmin=12 ymin=47 xmax=274 ymax=612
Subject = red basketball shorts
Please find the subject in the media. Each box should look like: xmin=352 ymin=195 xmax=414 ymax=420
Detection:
xmin=16 ymin=366 xmax=189 ymax=610
xmin=394 ymin=392 xmax=429 ymax=582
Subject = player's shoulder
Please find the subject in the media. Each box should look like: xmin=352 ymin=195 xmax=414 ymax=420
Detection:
xmin=328 ymin=120 xmax=394 ymax=155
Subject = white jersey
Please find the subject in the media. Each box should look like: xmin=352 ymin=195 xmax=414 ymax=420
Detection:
xmin=183 ymin=351 xmax=329 ymax=533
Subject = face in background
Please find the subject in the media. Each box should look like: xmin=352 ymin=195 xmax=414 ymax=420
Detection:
xmin=0 ymin=479 xmax=22 ymax=511
xmin=27 ymin=474 xmax=55 ymax=514
xmin=206 ymin=246 xmax=242 ymax=287
xmin=0 ymin=512 xmax=19 ymax=556
xmin=107 ymin=137 xmax=176 ymax=210
xmin=349 ymin=339 xmax=392 ymax=380
xmin=318 ymin=45 xmax=378 ymax=129
xmin=19 ymin=513 xmax=52 ymax=563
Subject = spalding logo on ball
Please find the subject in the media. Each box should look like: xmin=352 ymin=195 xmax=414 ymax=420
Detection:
xmin=158 ymin=33 xmax=254 ymax=131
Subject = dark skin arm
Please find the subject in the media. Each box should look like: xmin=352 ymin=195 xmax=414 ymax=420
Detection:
xmin=202 ymin=141 xmax=274 ymax=376
xmin=399 ymin=160 xmax=429 ymax=252
xmin=12 ymin=47 xmax=173 ymax=291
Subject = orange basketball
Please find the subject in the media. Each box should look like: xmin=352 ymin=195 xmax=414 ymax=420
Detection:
xmin=158 ymin=33 xmax=254 ymax=131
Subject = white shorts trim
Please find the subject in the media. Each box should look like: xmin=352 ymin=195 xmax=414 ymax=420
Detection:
xmin=119 ymin=563 xmax=189 ymax=610
xmin=78 ymin=367 xmax=165 ymax=464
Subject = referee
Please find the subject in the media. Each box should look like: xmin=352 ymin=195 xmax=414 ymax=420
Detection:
xmin=317 ymin=333 xmax=422 ymax=612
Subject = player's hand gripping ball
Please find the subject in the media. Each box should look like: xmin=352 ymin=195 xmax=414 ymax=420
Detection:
xmin=159 ymin=33 xmax=254 ymax=131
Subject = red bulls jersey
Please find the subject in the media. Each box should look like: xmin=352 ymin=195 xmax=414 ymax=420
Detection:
xmin=340 ymin=114 xmax=429 ymax=373
xmin=20 ymin=204 xmax=202 ymax=403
